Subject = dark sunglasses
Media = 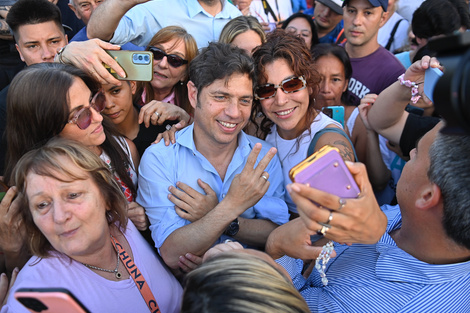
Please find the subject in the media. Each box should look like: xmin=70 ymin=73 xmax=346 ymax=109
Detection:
xmin=68 ymin=91 xmax=106 ymax=130
xmin=148 ymin=46 xmax=188 ymax=68
xmin=255 ymin=76 xmax=307 ymax=100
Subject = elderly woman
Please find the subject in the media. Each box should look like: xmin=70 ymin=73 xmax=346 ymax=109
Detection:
xmin=1 ymin=139 xmax=182 ymax=312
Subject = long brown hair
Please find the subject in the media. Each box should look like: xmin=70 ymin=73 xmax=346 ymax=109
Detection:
xmin=135 ymin=26 xmax=198 ymax=116
xmin=251 ymin=30 xmax=321 ymax=139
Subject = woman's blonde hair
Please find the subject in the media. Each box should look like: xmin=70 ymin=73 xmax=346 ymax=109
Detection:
xmin=182 ymin=252 xmax=310 ymax=313
xmin=12 ymin=138 xmax=128 ymax=257
xmin=219 ymin=15 xmax=266 ymax=45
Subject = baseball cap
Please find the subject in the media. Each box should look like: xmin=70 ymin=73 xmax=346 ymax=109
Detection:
xmin=316 ymin=0 xmax=344 ymax=15
xmin=342 ymin=0 xmax=388 ymax=12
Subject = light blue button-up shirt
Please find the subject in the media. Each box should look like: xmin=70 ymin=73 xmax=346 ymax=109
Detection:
xmin=111 ymin=0 xmax=242 ymax=48
xmin=277 ymin=205 xmax=470 ymax=312
xmin=137 ymin=125 xmax=289 ymax=250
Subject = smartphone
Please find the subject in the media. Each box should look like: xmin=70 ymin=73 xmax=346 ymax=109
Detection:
xmin=423 ymin=67 xmax=443 ymax=103
xmin=15 ymin=288 xmax=90 ymax=313
xmin=289 ymin=145 xmax=360 ymax=243
xmin=0 ymin=180 xmax=9 ymax=202
xmin=322 ymin=106 xmax=345 ymax=128
xmin=105 ymin=50 xmax=153 ymax=81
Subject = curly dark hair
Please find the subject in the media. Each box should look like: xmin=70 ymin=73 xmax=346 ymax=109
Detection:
xmin=251 ymin=29 xmax=321 ymax=139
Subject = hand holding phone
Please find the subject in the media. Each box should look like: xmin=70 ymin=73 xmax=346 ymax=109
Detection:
xmin=105 ymin=50 xmax=153 ymax=81
xmin=289 ymin=146 xmax=360 ymax=243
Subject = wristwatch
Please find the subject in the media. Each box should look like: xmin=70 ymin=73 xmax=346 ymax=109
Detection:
xmin=224 ymin=218 xmax=239 ymax=237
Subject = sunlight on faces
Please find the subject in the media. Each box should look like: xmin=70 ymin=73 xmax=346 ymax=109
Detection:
xmin=343 ymin=0 xmax=387 ymax=47
xmin=230 ymin=29 xmax=263 ymax=56
xmin=26 ymin=155 xmax=110 ymax=260
xmin=102 ymin=81 xmax=137 ymax=125
xmin=151 ymin=38 xmax=188 ymax=97
xmin=314 ymin=55 xmax=348 ymax=108
xmin=15 ymin=21 xmax=67 ymax=65
xmin=259 ymin=59 xmax=310 ymax=140
xmin=285 ymin=17 xmax=313 ymax=49
xmin=190 ymin=73 xmax=253 ymax=148
xmin=60 ymin=78 xmax=106 ymax=154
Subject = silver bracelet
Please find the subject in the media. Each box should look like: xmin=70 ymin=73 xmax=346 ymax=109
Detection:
xmin=315 ymin=241 xmax=334 ymax=286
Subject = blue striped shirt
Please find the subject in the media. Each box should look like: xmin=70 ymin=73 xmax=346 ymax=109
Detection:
xmin=277 ymin=205 xmax=470 ymax=312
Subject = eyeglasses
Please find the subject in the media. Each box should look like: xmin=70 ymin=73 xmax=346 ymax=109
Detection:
xmin=148 ymin=46 xmax=188 ymax=68
xmin=68 ymin=91 xmax=106 ymax=130
xmin=255 ymin=76 xmax=307 ymax=100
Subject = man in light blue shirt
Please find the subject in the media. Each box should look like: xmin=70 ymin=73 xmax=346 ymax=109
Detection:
xmin=87 ymin=0 xmax=241 ymax=49
xmin=137 ymin=42 xmax=289 ymax=270
xmin=265 ymin=123 xmax=470 ymax=312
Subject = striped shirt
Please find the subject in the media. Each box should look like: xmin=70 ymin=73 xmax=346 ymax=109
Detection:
xmin=277 ymin=205 xmax=470 ymax=312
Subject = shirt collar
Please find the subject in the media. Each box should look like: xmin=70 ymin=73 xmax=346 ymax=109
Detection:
xmin=375 ymin=206 xmax=470 ymax=284
xmin=187 ymin=0 xmax=237 ymax=19
xmin=176 ymin=124 xmax=252 ymax=158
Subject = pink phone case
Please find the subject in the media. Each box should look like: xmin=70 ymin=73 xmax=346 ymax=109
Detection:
xmin=291 ymin=148 xmax=360 ymax=198
xmin=15 ymin=288 xmax=90 ymax=313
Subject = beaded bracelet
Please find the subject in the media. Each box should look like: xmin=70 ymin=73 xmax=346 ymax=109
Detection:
xmin=398 ymin=74 xmax=421 ymax=104
xmin=315 ymin=241 xmax=334 ymax=286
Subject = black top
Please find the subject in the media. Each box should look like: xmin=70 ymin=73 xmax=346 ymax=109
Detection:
xmin=400 ymin=113 xmax=440 ymax=157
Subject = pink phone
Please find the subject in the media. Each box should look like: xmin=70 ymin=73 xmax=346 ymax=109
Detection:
xmin=15 ymin=288 xmax=90 ymax=313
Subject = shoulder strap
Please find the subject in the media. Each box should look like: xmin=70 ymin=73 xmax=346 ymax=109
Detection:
xmin=261 ymin=0 xmax=278 ymax=22
xmin=335 ymin=28 xmax=347 ymax=45
xmin=385 ymin=19 xmax=404 ymax=51
xmin=307 ymin=127 xmax=358 ymax=161
xmin=112 ymin=236 xmax=160 ymax=313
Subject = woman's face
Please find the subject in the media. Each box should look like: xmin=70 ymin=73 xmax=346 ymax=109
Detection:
xmin=259 ymin=58 xmax=310 ymax=140
xmin=26 ymin=156 xmax=110 ymax=260
xmin=150 ymin=38 xmax=188 ymax=96
xmin=231 ymin=29 xmax=263 ymax=56
xmin=314 ymin=54 xmax=348 ymax=108
xmin=285 ymin=17 xmax=313 ymax=49
xmin=60 ymin=78 xmax=106 ymax=154
xmin=101 ymin=81 xmax=137 ymax=125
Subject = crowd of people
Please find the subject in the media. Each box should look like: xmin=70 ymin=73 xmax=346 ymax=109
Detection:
xmin=0 ymin=0 xmax=470 ymax=312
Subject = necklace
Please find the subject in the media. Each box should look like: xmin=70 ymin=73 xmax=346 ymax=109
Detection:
xmin=274 ymin=130 xmax=297 ymax=163
xmin=81 ymin=235 xmax=122 ymax=279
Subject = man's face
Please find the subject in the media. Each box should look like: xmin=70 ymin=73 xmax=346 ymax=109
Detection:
xmin=68 ymin=0 xmax=103 ymax=25
xmin=15 ymin=21 xmax=67 ymax=65
xmin=189 ymin=73 xmax=253 ymax=149
xmin=396 ymin=123 xmax=442 ymax=210
xmin=314 ymin=2 xmax=343 ymax=33
xmin=343 ymin=0 xmax=387 ymax=47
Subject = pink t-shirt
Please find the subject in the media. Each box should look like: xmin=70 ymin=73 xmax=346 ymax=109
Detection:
xmin=2 ymin=222 xmax=182 ymax=313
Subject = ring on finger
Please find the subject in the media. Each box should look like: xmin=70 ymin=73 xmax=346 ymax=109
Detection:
xmin=323 ymin=211 xmax=334 ymax=225
xmin=338 ymin=198 xmax=347 ymax=211
xmin=155 ymin=111 xmax=161 ymax=118
xmin=316 ymin=224 xmax=330 ymax=236
xmin=261 ymin=175 xmax=268 ymax=181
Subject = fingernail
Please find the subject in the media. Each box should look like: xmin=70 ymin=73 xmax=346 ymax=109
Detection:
xmin=14 ymin=267 xmax=19 ymax=273
xmin=1 ymin=273 xmax=5 ymax=278
xmin=286 ymin=184 xmax=292 ymax=193
xmin=291 ymin=184 xmax=301 ymax=192
xmin=185 ymin=253 xmax=191 ymax=258
xmin=345 ymin=161 xmax=354 ymax=165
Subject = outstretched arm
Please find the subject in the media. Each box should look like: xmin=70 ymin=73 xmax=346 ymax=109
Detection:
xmin=87 ymin=0 xmax=148 ymax=41
xmin=368 ymin=56 xmax=439 ymax=144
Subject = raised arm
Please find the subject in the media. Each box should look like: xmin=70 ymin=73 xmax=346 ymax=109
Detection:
xmin=368 ymin=56 xmax=439 ymax=144
xmin=87 ymin=0 xmax=148 ymax=41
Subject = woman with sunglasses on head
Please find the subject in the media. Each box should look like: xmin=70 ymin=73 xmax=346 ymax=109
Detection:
xmin=135 ymin=26 xmax=198 ymax=145
xmin=281 ymin=12 xmax=319 ymax=53
xmin=252 ymin=30 xmax=355 ymax=217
